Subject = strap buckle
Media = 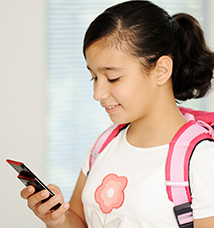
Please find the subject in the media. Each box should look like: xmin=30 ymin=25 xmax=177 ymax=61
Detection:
xmin=173 ymin=202 xmax=193 ymax=228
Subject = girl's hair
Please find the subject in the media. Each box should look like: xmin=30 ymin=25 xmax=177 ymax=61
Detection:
xmin=83 ymin=0 xmax=214 ymax=101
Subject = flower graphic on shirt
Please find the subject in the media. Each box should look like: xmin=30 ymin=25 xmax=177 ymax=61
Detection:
xmin=95 ymin=173 xmax=128 ymax=214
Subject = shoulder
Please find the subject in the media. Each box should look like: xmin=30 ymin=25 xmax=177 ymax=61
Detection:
xmin=190 ymin=140 xmax=214 ymax=219
xmin=191 ymin=140 xmax=214 ymax=162
xmin=81 ymin=124 xmax=126 ymax=175
xmin=190 ymin=140 xmax=214 ymax=173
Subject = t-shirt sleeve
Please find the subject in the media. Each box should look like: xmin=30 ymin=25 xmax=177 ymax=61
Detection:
xmin=81 ymin=124 xmax=115 ymax=176
xmin=81 ymin=139 xmax=95 ymax=176
xmin=81 ymin=133 xmax=105 ymax=176
xmin=189 ymin=140 xmax=214 ymax=219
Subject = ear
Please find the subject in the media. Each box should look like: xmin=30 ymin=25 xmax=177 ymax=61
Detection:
xmin=155 ymin=56 xmax=173 ymax=86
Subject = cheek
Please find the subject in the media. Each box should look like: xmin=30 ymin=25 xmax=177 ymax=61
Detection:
xmin=113 ymin=76 xmax=152 ymax=105
xmin=128 ymin=82 xmax=153 ymax=106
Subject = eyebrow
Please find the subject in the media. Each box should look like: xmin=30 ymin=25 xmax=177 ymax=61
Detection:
xmin=87 ymin=66 xmax=124 ymax=72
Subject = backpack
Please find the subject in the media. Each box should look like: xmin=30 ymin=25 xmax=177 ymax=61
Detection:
xmin=88 ymin=106 xmax=214 ymax=228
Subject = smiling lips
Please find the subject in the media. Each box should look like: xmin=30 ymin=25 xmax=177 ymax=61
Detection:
xmin=104 ymin=104 xmax=120 ymax=114
xmin=106 ymin=105 xmax=118 ymax=110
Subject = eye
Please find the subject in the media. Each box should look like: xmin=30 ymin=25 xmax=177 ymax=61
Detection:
xmin=108 ymin=77 xmax=120 ymax=83
xmin=90 ymin=77 xmax=97 ymax=82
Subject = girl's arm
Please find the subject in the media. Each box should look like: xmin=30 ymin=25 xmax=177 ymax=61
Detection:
xmin=21 ymin=170 xmax=87 ymax=228
xmin=63 ymin=170 xmax=88 ymax=228
xmin=194 ymin=217 xmax=214 ymax=228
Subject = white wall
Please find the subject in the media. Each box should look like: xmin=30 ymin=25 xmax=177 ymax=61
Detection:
xmin=202 ymin=0 xmax=214 ymax=111
xmin=0 ymin=0 xmax=45 ymax=227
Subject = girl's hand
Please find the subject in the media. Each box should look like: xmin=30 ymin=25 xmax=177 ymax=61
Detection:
xmin=20 ymin=184 xmax=70 ymax=228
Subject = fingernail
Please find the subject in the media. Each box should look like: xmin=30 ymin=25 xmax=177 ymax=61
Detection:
xmin=64 ymin=202 xmax=69 ymax=209
xmin=52 ymin=196 xmax=59 ymax=202
xmin=41 ymin=191 xmax=48 ymax=197
xmin=64 ymin=202 xmax=69 ymax=212
xmin=28 ymin=186 xmax=34 ymax=193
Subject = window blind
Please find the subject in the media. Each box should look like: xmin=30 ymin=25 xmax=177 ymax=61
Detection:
xmin=45 ymin=0 xmax=204 ymax=202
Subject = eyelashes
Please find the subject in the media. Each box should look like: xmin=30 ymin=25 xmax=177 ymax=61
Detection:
xmin=90 ymin=77 xmax=121 ymax=83
xmin=90 ymin=77 xmax=97 ymax=81
xmin=108 ymin=77 xmax=120 ymax=83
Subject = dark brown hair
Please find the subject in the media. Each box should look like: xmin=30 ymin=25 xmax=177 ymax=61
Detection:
xmin=83 ymin=0 xmax=214 ymax=101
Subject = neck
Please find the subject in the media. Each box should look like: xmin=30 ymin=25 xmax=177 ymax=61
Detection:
xmin=126 ymin=104 xmax=187 ymax=148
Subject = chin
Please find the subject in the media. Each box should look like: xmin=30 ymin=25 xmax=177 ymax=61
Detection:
xmin=109 ymin=117 xmax=130 ymax=125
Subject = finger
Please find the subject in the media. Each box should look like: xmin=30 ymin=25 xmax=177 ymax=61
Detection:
xmin=20 ymin=186 xmax=35 ymax=199
xmin=42 ymin=203 xmax=70 ymax=226
xmin=47 ymin=184 xmax=64 ymax=204
xmin=27 ymin=190 xmax=50 ymax=210
xmin=47 ymin=184 xmax=61 ymax=194
xmin=35 ymin=195 xmax=61 ymax=216
xmin=48 ymin=203 xmax=70 ymax=221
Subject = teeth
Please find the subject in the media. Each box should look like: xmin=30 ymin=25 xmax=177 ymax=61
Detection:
xmin=106 ymin=105 xmax=117 ymax=110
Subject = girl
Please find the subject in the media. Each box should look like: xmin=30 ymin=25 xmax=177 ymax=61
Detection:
xmin=21 ymin=1 xmax=214 ymax=227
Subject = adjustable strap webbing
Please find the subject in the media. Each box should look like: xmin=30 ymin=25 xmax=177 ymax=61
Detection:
xmin=89 ymin=124 xmax=127 ymax=170
xmin=166 ymin=120 xmax=213 ymax=227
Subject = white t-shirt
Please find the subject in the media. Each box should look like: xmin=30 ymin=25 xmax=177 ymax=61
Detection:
xmin=82 ymin=126 xmax=214 ymax=228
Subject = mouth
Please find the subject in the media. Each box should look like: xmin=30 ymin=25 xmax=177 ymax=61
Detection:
xmin=106 ymin=105 xmax=119 ymax=110
xmin=104 ymin=104 xmax=120 ymax=114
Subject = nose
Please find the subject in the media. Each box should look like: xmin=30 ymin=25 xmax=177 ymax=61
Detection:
xmin=93 ymin=79 xmax=110 ymax=101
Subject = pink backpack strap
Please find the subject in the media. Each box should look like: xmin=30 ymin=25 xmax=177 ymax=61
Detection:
xmin=179 ymin=106 xmax=214 ymax=128
xmin=166 ymin=120 xmax=213 ymax=227
xmin=89 ymin=124 xmax=127 ymax=170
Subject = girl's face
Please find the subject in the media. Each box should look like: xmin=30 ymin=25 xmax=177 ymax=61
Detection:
xmin=85 ymin=41 xmax=159 ymax=125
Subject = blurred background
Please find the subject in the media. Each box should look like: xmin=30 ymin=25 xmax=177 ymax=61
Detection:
xmin=0 ymin=0 xmax=213 ymax=227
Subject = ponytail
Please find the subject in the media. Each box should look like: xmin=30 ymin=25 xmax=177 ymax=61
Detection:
xmin=172 ymin=13 xmax=214 ymax=101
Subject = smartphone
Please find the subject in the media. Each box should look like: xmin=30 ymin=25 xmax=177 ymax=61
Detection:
xmin=6 ymin=159 xmax=61 ymax=210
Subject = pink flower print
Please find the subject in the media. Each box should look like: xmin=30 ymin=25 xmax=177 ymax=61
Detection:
xmin=95 ymin=173 xmax=128 ymax=214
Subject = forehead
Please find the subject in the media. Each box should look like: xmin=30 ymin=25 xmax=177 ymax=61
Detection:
xmin=85 ymin=40 xmax=140 ymax=70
